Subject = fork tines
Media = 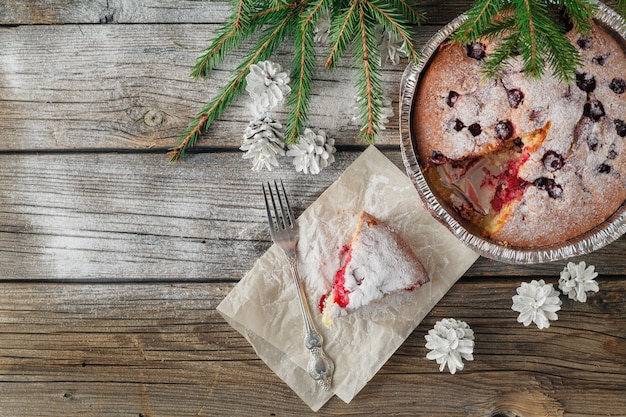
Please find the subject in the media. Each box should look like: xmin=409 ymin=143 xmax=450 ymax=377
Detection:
xmin=262 ymin=180 xmax=295 ymax=234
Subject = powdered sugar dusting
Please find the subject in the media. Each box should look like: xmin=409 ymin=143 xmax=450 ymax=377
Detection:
xmin=340 ymin=213 xmax=429 ymax=313
xmin=414 ymin=21 xmax=626 ymax=247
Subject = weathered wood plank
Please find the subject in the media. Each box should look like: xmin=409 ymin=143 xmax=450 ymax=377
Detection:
xmin=0 ymin=280 xmax=623 ymax=416
xmin=2 ymin=0 xmax=620 ymax=26
xmin=0 ymin=0 xmax=471 ymax=25
xmin=0 ymin=23 xmax=437 ymax=151
xmin=0 ymin=1 xmax=108 ymax=24
xmin=0 ymin=150 xmax=624 ymax=281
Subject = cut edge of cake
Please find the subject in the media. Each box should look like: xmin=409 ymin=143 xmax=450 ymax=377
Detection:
xmin=319 ymin=211 xmax=430 ymax=327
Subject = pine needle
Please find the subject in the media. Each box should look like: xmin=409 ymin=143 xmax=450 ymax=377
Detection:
xmin=169 ymin=4 xmax=298 ymax=162
xmin=454 ymin=0 xmax=597 ymax=83
xmin=325 ymin=1 xmax=360 ymax=70
xmin=285 ymin=0 xmax=326 ymax=144
xmin=174 ymin=0 xmax=623 ymax=160
xmin=368 ymin=0 xmax=421 ymax=64
xmin=619 ymin=0 xmax=626 ymax=18
xmin=354 ymin=2 xmax=383 ymax=143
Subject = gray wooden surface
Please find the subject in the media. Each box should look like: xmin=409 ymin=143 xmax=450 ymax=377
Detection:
xmin=0 ymin=1 xmax=625 ymax=416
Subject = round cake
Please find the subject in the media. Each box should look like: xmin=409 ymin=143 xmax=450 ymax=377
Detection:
xmin=413 ymin=21 xmax=626 ymax=247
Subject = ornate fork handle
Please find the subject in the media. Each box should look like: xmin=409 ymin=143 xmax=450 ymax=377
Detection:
xmin=286 ymin=255 xmax=335 ymax=390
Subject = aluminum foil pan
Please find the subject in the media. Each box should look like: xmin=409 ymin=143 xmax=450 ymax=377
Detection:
xmin=399 ymin=2 xmax=626 ymax=264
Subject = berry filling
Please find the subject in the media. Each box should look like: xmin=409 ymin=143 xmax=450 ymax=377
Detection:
xmin=615 ymin=119 xmax=626 ymax=137
xmin=583 ymin=100 xmax=606 ymax=121
xmin=507 ymin=89 xmax=525 ymax=108
xmin=533 ymin=177 xmax=564 ymax=199
xmin=592 ymin=54 xmax=608 ymax=66
xmin=447 ymin=90 xmax=460 ymax=107
xmin=325 ymin=245 xmax=353 ymax=310
xmin=576 ymin=72 xmax=596 ymax=93
xmin=466 ymin=42 xmax=486 ymax=60
xmin=610 ymin=78 xmax=626 ymax=94
xmin=468 ymin=123 xmax=482 ymax=136
xmin=453 ymin=119 xmax=465 ymax=131
xmin=577 ymin=36 xmax=592 ymax=50
xmin=495 ymin=120 xmax=514 ymax=140
xmin=543 ymin=150 xmax=565 ymax=171
xmin=490 ymin=154 xmax=530 ymax=213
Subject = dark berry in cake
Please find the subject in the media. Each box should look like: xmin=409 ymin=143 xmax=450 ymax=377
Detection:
xmin=468 ymin=123 xmax=482 ymax=137
xmin=429 ymin=150 xmax=449 ymax=165
xmin=542 ymin=151 xmax=565 ymax=172
xmin=552 ymin=5 xmax=574 ymax=32
xmin=615 ymin=119 xmax=626 ymax=137
xmin=466 ymin=42 xmax=486 ymax=60
xmin=587 ymin=134 xmax=600 ymax=151
xmin=577 ymin=36 xmax=592 ymax=50
xmin=610 ymin=78 xmax=626 ymax=94
xmin=608 ymin=144 xmax=618 ymax=160
xmin=495 ymin=120 xmax=514 ymax=140
xmin=592 ymin=54 xmax=608 ymax=65
xmin=597 ymin=163 xmax=612 ymax=174
xmin=576 ymin=72 xmax=596 ymax=93
xmin=533 ymin=177 xmax=563 ymax=199
xmin=583 ymin=100 xmax=606 ymax=121
xmin=453 ymin=119 xmax=465 ymax=131
xmin=507 ymin=89 xmax=524 ymax=108
xmin=447 ymin=91 xmax=459 ymax=107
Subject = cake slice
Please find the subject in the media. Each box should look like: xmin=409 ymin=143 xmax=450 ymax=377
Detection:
xmin=320 ymin=211 xmax=430 ymax=326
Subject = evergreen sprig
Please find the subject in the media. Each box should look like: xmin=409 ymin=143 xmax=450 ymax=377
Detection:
xmin=452 ymin=0 xmax=599 ymax=82
xmin=171 ymin=0 xmax=626 ymax=161
xmin=618 ymin=0 xmax=626 ymax=18
xmin=169 ymin=0 xmax=424 ymax=161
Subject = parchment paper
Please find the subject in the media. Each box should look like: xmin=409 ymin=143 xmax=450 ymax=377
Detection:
xmin=217 ymin=146 xmax=479 ymax=411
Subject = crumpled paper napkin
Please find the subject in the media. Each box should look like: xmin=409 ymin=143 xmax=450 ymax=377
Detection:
xmin=217 ymin=145 xmax=479 ymax=411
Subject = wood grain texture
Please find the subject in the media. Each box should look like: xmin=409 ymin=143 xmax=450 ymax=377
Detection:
xmin=1 ymin=1 xmax=625 ymax=416
xmin=1 ymin=150 xmax=625 ymax=281
xmin=0 ymin=0 xmax=470 ymax=25
xmin=0 ymin=22 xmax=430 ymax=151
xmin=0 ymin=280 xmax=624 ymax=416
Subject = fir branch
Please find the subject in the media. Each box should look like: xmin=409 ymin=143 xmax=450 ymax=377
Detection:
xmin=452 ymin=0 xmax=509 ymax=44
xmin=455 ymin=0 xmax=597 ymax=82
xmin=191 ymin=1 xmax=290 ymax=79
xmin=354 ymin=2 xmax=384 ymax=142
xmin=390 ymin=0 xmax=426 ymax=24
xmin=552 ymin=0 xmax=595 ymax=33
xmin=617 ymin=0 xmax=626 ymax=17
xmin=480 ymin=32 xmax=519 ymax=78
xmin=169 ymin=4 xmax=297 ymax=162
xmin=517 ymin=0 xmax=544 ymax=78
xmin=368 ymin=0 xmax=421 ymax=64
xmin=285 ymin=0 xmax=325 ymax=144
xmin=191 ymin=0 xmax=253 ymax=79
xmin=325 ymin=1 xmax=360 ymax=69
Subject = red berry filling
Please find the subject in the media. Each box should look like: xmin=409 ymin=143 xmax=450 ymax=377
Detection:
xmin=331 ymin=246 xmax=353 ymax=308
xmin=489 ymin=153 xmax=530 ymax=213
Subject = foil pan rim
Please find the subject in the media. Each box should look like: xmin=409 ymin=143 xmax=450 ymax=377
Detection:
xmin=399 ymin=2 xmax=626 ymax=264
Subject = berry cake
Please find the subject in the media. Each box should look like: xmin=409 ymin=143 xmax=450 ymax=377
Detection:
xmin=413 ymin=21 xmax=626 ymax=247
xmin=319 ymin=211 xmax=429 ymax=327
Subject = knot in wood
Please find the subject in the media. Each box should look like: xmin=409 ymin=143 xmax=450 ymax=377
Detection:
xmin=144 ymin=110 xmax=163 ymax=127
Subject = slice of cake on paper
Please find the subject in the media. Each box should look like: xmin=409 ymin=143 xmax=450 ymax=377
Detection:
xmin=319 ymin=211 xmax=430 ymax=326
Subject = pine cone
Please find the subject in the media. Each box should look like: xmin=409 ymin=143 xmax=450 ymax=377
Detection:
xmin=286 ymin=128 xmax=336 ymax=175
xmin=245 ymin=60 xmax=291 ymax=112
xmin=240 ymin=117 xmax=286 ymax=171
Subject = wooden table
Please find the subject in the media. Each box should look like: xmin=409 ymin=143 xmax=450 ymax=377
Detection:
xmin=1 ymin=1 xmax=625 ymax=415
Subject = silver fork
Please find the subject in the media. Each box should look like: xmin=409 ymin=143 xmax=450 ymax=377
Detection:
xmin=263 ymin=180 xmax=334 ymax=391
